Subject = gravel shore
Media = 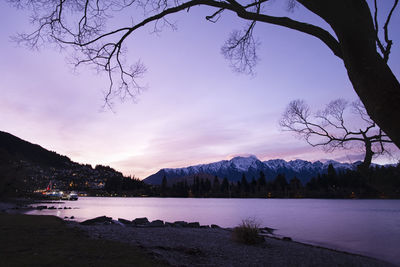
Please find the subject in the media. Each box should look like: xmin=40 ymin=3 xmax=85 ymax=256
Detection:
xmin=72 ymin=222 xmax=394 ymax=267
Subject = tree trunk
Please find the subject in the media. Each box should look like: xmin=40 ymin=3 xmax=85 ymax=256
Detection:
xmin=298 ymin=0 xmax=400 ymax=149
xmin=361 ymin=138 xmax=374 ymax=170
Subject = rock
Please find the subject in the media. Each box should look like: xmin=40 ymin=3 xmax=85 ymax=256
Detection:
xmin=132 ymin=217 xmax=149 ymax=226
xmin=282 ymin=237 xmax=292 ymax=241
xmin=111 ymin=220 xmax=124 ymax=226
xmin=211 ymin=224 xmax=220 ymax=229
xmin=118 ymin=218 xmax=132 ymax=225
xmin=37 ymin=205 xmax=47 ymax=210
xmin=64 ymin=216 xmax=69 ymax=219
xmin=165 ymin=222 xmax=174 ymax=227
xmin=70 ymin=216 xmax=75 ymax=219
xmin=64 ymin=207 xmax=68 ymax=209
xmin=187 ymin=222 xmax=200 ymax=228
xmin=260 ymin=227 xmax=275 ymax=234
xmin=48 ymin=206 xmax=56 ymax=210
xmin=149 ymin=220 xmax=164 ymax=227
xmin=200 ymin=225 xmax=210 ymax=228
xmin=173 ymin=221 xmax=188 ymax=228
xmin=80 ymin=216 xmax=113 ymax=225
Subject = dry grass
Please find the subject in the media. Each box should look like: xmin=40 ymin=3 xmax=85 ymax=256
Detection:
xmin=0 ymin=213 xmax=166 ymax=267
xmin=231 ymin=218 xmax=264 ymax=245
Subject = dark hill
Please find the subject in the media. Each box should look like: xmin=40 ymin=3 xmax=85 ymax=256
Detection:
xmin=0 ymin=131 xmax=72 ymax=168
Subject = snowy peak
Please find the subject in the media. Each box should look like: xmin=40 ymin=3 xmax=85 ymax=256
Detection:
xmin=229 ymin=155 xmax=260 ymax=171
xmin=143 ymin=156 xmax=357 ymax=185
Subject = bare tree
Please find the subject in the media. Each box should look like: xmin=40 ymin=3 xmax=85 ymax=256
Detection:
xmin=280 ymin=99 xmax=394 ymax=169
xmin=8 ymin=0 xmax=400 ymax=148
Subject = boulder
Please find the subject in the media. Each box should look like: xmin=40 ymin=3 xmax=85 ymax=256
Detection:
xmin=200 ymin=225 xmax=210 ymax=228
xmin=173 ymin=221 xmax=188 ymax=228
xmin=211 ymin=224 xmax=220 ymax=229
xmin=118 ymin=218 xmax=132 ymax=225
xmin=164 ymin=222 xmax=174 ymax=227
xmin=80 ymin=216 xmax=113 ymax=225
xmin=282 ymin=237 xmax=292 ymax=241
xmin=132 ymin=217 xmax=149 ymax=226
xmin=70 ymin=216 xmax=75 ymax=219
xmin=260 ymin=227 xmax=275 ymax=234
xmin=187 ymin=222 xmax=200 ymax=228
xmin=149 ymin=220 xmax=164 ymax=227
xmin=37 ymin=205 xmax=47 ymax=210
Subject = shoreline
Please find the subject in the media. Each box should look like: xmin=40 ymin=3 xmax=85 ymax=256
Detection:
xmin=72 ymin=218 xmax=394 ymax=267
xmin=1 ymin=199 xmax=396 ymax=266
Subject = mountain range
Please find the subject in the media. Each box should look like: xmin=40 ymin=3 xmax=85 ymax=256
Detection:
xmin=143 ymin=155 xmax=359 ymax=185
xmin=0 ymin=130 xmax=365 ymax=186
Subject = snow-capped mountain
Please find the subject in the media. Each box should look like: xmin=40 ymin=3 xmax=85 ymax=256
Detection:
xmin=143 ymin=156 xmax=357 ymax=185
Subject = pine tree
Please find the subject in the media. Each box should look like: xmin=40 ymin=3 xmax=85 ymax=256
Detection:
xmin=257 ymin=171 xmax=266 ymax=187
xmin=161 ymin=175 xmax=168 ymax=196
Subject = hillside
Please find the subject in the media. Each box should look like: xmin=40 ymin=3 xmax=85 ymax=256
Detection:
xmin=0 ymin=130 xmax=124 ymax=197
xmin=0 ymin=131 xmax=72 ymax=168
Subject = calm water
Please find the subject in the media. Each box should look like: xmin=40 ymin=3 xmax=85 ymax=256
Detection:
xmin=27 ymin=198 xmax=400 ymax=265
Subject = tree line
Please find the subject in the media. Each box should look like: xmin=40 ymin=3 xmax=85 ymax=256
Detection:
xmin=104 ymin=164 xmax=400 ymax=199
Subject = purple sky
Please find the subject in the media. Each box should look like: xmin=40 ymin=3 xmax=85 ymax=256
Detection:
xmin=1 ymin=1 xmax=399 ymax=179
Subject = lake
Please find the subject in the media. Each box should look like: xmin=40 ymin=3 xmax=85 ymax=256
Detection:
xmin=27 ymin=197 xmax=400 ymax=265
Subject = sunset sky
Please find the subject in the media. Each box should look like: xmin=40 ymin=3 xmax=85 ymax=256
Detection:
xmin=1 ymin=1 xmax=399 ymax=179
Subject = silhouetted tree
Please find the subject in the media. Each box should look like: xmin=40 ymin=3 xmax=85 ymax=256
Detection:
xmin=280 ymin=99 xmax=394 ymax=169
xmin=241 ymin=174 xmax=249 ymax=195
xmin=274 ymin=174 xmax=288 ymax=192
xmin=10 ymin=0 xmax=400 ymax=147
xmin=221 ymin=177 xmax=229 ymax=196
xmin=212 ymin=176 xmax=220 ymax=194
xmin=257 ymin=171 xmax=266 ymax=187
xmin=161 ymin=175 xmax=168 ymax=195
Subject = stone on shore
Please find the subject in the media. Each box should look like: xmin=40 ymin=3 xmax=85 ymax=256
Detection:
xmin=118 ymin=218 xmax=132 ymax=225
xmin=80 ymin=216 xmax=113 ymax=225
xmin=132 ymin=217 xmax=150 ymax=226
xmin=187 ymin=222 xmax=200 ymax=228
xmin=149 ymin=220 xmax=164 ymax=227
xmin=173 ymin=221 xmax=188 ymax=227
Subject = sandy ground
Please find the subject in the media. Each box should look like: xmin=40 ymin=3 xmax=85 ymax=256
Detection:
xmin=72 ymin=222 xmax=395 ymax=267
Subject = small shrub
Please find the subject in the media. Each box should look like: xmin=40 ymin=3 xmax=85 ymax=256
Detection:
xmin=231 ymin=218 xmax=264 ymax=245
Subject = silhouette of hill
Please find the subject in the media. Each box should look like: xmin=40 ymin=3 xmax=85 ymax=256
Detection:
xmin=0 ymin=131 xmax=72 ymax=168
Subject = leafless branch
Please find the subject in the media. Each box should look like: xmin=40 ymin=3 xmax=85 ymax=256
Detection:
xmin=280 ymin=98 xmax=394 ymax=168
xmin=221 ymin=20 xmax=259 ymax=74
xmin=10 ymin=0 xmax=343 ymax=105
xmin=373 ymin=0 xmax=399 ymax=63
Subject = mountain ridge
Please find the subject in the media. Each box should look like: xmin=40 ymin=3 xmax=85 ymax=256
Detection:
xmin=143 ymin=156 xmax=360 ymax=185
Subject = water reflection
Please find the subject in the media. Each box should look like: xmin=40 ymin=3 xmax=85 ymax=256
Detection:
xmin=27 ymin=198 xmax=400 ymax=265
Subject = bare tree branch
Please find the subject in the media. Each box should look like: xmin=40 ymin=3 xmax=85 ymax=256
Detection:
xmin=373 ymin=0 xmax=399 ymax=62
xmin=10 ymin=0 xmax=344 ymax=105
xmin=280 ymin=98 xmax=394 ymax=168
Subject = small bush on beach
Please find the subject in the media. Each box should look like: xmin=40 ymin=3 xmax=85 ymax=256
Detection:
xmin=232 ymin=218 xmax=264 ymax=245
